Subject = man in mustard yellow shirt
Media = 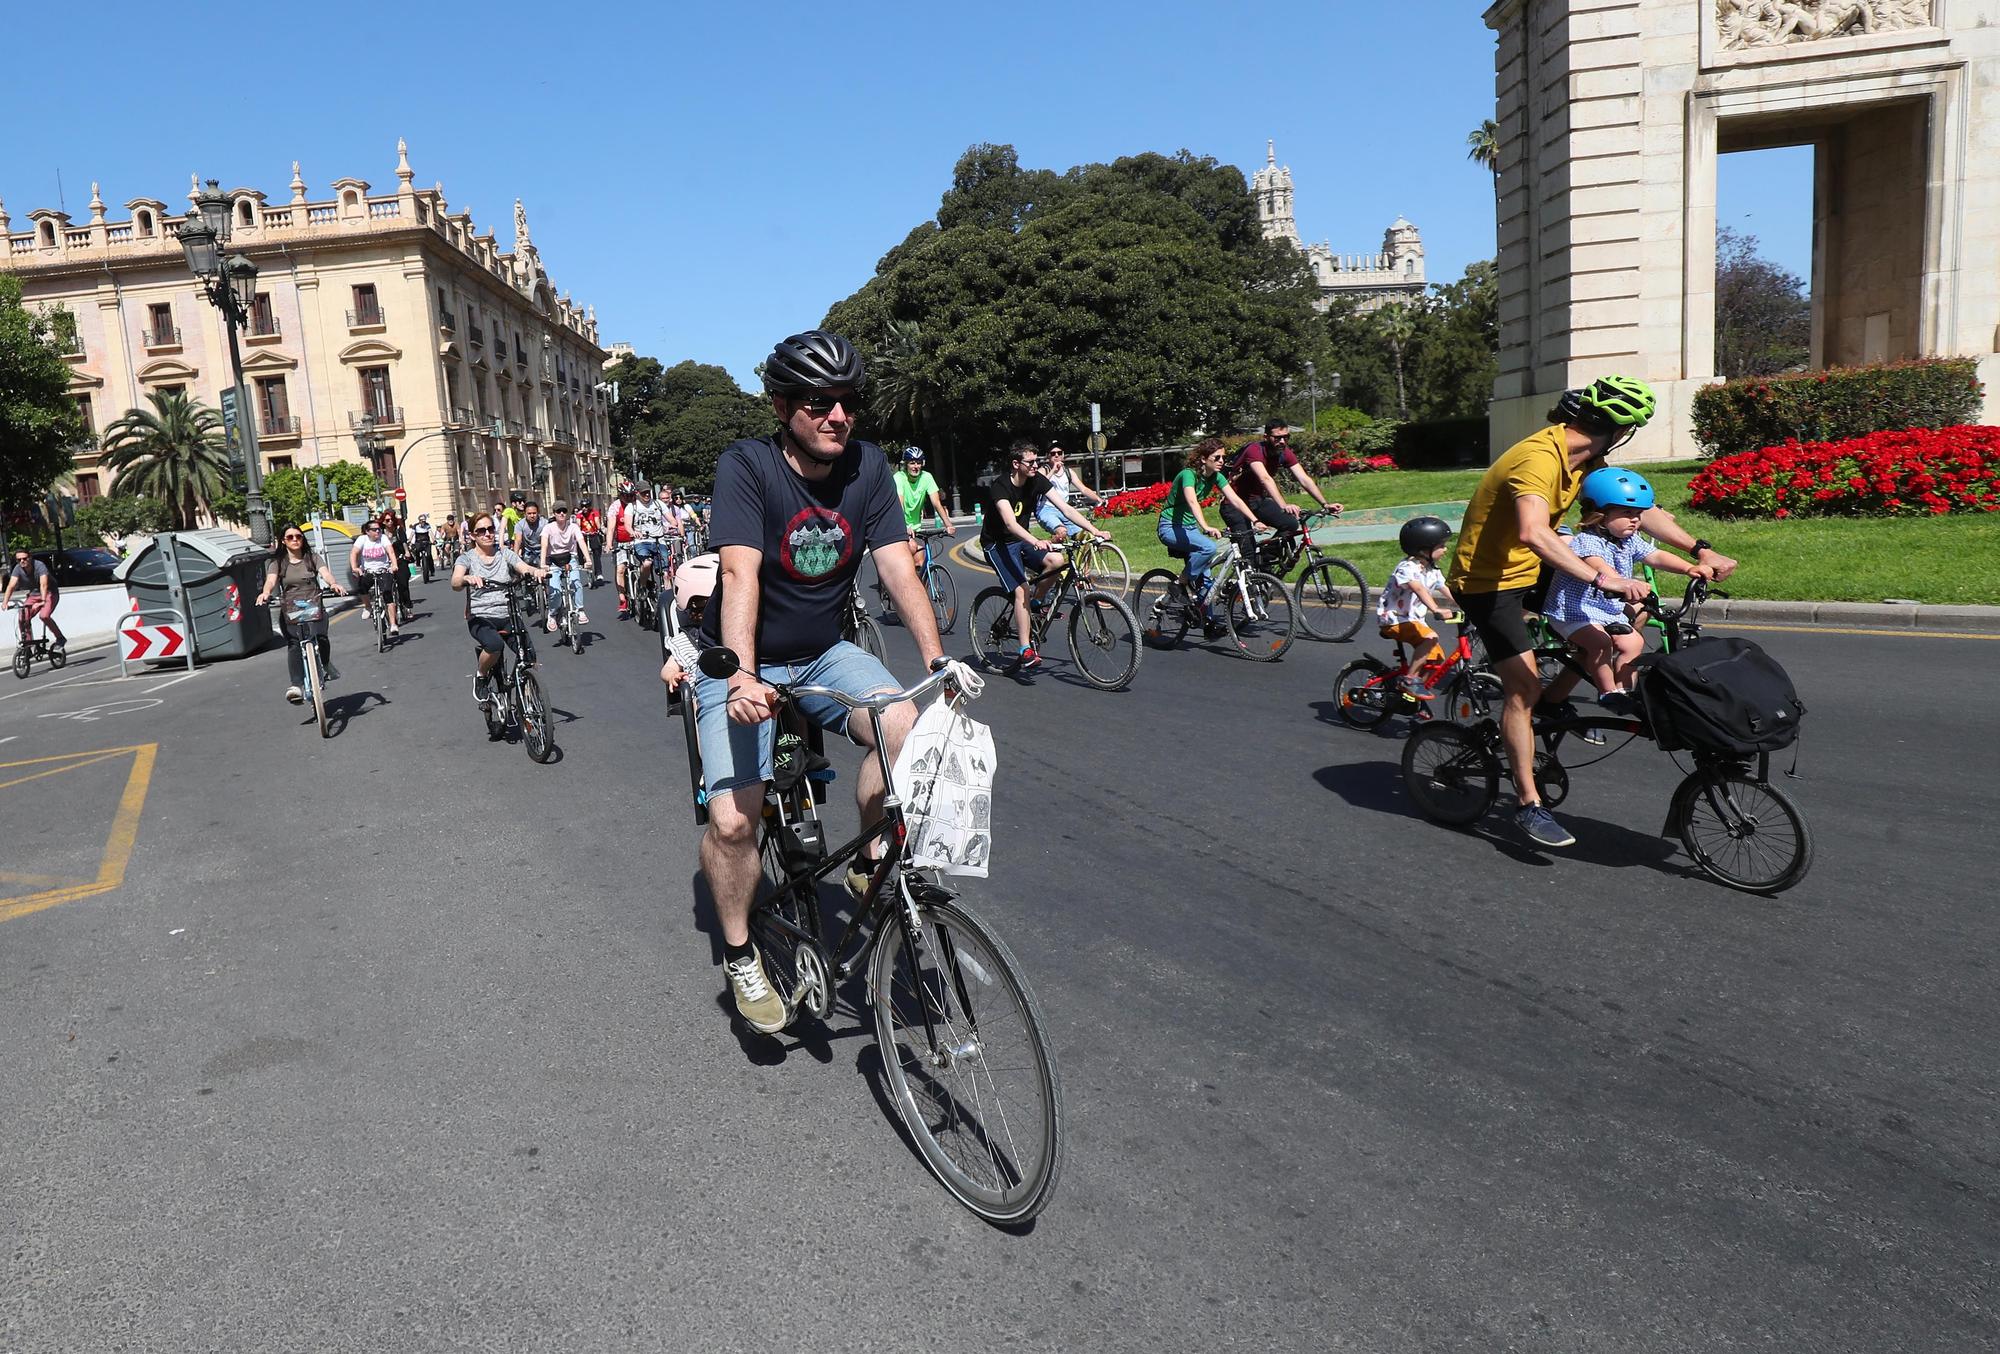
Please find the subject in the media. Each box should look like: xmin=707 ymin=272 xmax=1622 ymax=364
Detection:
xmin=1449 ymin=376 xmax=1737 ymax=848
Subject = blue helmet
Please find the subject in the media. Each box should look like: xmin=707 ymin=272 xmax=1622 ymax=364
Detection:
xmin=902 ymin=446 xmax=925 ymax=463
xmin=1580 ymin=467 xmax=1655 ymax=511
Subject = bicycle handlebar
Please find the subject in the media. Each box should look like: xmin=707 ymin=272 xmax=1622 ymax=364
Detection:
xmin=1636 ymin=576 xmax=1722 ymax=623
xmin=699 ymin=647 xmax=984 ymax=713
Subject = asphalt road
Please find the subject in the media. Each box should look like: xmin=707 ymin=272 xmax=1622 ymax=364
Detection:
xmin=2 ymin=569 xmax=1995 ymax=1353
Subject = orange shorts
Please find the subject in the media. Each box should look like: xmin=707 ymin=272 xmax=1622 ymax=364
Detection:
xmin=1378 ymin=621 xmax=1444 ymax=665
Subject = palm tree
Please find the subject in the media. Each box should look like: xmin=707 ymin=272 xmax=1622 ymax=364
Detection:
xmin=868 ymin=317 xmax=935 ymax=439
xmin=1373 ymin=303 xmax=1417 ymax=420
xmin=1467 ymin=120 xmax=1499 ymax=173
xmin=100 ymin=390 xmax=231 ymax=529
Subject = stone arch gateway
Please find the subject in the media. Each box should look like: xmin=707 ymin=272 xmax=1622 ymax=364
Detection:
xmin=1482 ymin=0 xmax=2000 ymax=459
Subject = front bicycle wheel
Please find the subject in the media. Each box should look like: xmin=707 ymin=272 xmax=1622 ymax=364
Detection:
xmin=1333 ymin=656 xmax=1394 ymax=729
xmin=1224 ymin=571 xmax=1296 ymax=662
xmin=11 ymin=647 xmax=31 ymax=680
xmin=968 ymin=588 xmax=1015 ymax=669
xmin=1293 ymin=558 xmax=1368 ymax=641
xmin=1066 ymin=590 xmax=1140 ymax=691
xmin=849 ymin=613 xmax=886 ymax=661
xmin=303 ymin=641 xmax=330 ymax=739
xmin=518 ymin=670 xmax=556 ymax=763
xmin=870 ymin=887 xmax=1063 ymax=1224
xmin=1437 ymin=668 xmax=1499 ymax=724
xmin=1133 ymin=569 xmax=1189 ymax=649
xmin=1072 ymin=537 xmax=1130 ymax=596
xmin=927 ymin=564 xmax=958 ymax=635
xmin=1676 ymin=768 xmax=1813 ymax=894
xmin=1401 ymin=721 xmax=1500 ymax=826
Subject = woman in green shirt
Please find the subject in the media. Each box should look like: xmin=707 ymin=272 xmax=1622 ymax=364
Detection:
xmin=1158 ymin=437 xmax=1256 ymax=606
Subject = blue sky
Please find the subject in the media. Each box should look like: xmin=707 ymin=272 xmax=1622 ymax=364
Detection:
xmin=3 ymin=0 xmax=1813 ymax=389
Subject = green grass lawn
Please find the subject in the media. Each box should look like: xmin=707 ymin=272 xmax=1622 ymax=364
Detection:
xmin=1090 ymin=462 xmax=2000 ymax=606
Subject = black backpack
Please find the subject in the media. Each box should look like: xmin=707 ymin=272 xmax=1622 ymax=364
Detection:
xmin=1637 ymin=637 xmax=1805 ymax=755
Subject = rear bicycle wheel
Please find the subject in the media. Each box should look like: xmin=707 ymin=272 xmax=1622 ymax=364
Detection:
xmin=1133 ymin=569 xmax=1189 ymax=649
xmin=1332 ymin=656 xmax=1395 ymax=729
xmin=926 ymin=564 xmax=958 ymax=635
xmin=870 ymin=888 xmax=1063 ymax=1224
xmin=850 ymin=613 xmax=886 ymax=661
xmin=1224 ymin=571 xmax=1296 ymax=662
xmin=1675 ymin=768 xmax=1813 ymax=894
xmin=1066 ymin=590 xmax=1140 ymax=691
xmin=1401 ymin=722 xmax=1500 ymax=826
xmin=519 ymin=670 xmax=556 ymax=762
xmin=969 ymin=588 xmax=1015 ymax=669
xmin=1071 ymin=537 xmax=1130 ymax=596
xmin=1293 ymin=558 xmax=1368 ymax=641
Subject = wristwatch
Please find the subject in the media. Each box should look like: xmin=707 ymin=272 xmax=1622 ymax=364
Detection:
xmin=1693 ymin=538 xmax=1715 ymax=555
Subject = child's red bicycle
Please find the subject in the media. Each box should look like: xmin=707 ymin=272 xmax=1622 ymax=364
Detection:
xmin=1332 ymin=618 xmax=1498 ymax=730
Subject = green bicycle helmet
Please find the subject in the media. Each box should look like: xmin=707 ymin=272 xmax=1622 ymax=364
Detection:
xmin=1551 ymin=376 xmax=1657 ymax=432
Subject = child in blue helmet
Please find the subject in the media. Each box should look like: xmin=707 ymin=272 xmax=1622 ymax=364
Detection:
xmin=1542 ymin=468 xmax=1713 ymax=710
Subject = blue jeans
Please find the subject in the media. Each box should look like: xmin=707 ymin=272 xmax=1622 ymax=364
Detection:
xmin=691 ymin=640 xmax=900 ymax=794
xmin=1157 ymin=516 xmax=1221 ymax=591
xmin=547 ymin=560 xmax=585 ymax=613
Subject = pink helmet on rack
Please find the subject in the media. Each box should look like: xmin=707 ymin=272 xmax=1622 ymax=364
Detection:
xmin=673 ymin=551 xmax=720 ymax=613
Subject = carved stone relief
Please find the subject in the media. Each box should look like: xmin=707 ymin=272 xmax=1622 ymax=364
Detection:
xmin=1717 ymin=0 xmax=1933 ymax=50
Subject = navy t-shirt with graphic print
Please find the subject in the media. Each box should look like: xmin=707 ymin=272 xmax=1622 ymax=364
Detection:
xmin=700 ymin=433 xmax=904 ymax=663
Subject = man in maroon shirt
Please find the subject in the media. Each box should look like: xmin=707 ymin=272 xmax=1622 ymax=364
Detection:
xmin=1221 ymin=419 xmax=1340 ymax=564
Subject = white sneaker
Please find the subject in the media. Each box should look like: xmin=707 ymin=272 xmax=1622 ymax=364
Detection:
xmin=285 ymin=685 xmax=303 ymax=704
xmin=388 ymin=625 xmax=400 ymax=638
xmin=547 ymin=617 xmax=559 ymax=634
xmin=575 ymin=611 xmax=588 ymax=625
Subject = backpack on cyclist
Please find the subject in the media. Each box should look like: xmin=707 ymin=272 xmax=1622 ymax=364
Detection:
xmin=1635 ymin=637 xmax=1804 ymax=756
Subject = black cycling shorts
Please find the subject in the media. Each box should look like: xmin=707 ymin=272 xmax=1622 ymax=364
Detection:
xmin=467 ymin=616 xmax=508 ymax=656
xmin=1459 ymin=587 xmax=1536 ymax=662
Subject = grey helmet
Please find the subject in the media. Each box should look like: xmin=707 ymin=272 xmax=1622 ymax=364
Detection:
xmin=763 ymin=330 xmax=865 ymax=395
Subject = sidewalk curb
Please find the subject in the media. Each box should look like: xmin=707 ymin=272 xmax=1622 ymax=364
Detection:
xmin=1299 ymin=588 xmax=2000 ymax=634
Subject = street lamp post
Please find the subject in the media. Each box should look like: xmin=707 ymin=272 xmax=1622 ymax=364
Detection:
xmin=176 ymin=179 xmax=270 ymax=546
xmin=1305 ymin=360 xmax=1318 ymax=432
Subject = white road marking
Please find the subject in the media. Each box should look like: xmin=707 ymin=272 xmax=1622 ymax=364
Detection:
xmin=142 ymin=673 xmax=198 ymax=694
xmin=35 ymin=698 xmax=165 ymax=722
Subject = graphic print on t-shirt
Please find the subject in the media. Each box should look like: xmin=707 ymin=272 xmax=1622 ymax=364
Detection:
xmin=781 ymin=506 xmax=855 ymax=581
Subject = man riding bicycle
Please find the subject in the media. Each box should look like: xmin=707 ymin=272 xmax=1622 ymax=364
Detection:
xmin=1449 ymin=375 xmax=1739 ymax=849
xmin=4 ymin=546 xmax=66 ymax=651
xmin=977 ymin=441 xmax=1109 ymax=670
xmin=1222 ymin=419 xmax=1341 ymax=565
xmin=347 ymin=517 xmax=402 ymax=639
xmin=693 ymin=329 xmax=948 ymax=1036
xmin=627 ymin=482 xmax=675 ymax=612
xmin=892 ymin=446 xmax=955 ymax=557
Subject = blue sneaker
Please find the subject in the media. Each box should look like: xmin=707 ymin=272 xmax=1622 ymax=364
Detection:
xmin=1515 ymin=804 xmax=1576 ymax=849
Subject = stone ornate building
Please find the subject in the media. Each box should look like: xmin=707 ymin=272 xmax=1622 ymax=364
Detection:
xmin=0 ymin=140 xmax=615 ymax=522
xmin=1483 ymin=0 xmax=2000 ymax=459
xmin=1252 ymin=141 xmax=1427 ymax=312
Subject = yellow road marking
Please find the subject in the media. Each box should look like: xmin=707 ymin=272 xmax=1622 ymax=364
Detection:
xmin=0 ymin=749 xmax=133 ymax=792
xmin=949 ymin=540 xmax=995 ymax=575
xmin=1715 ymin=622 xmax=2000 ymax=641
xmin=0 ymin=742 xmax=157 ymax=925
xmin=0 ymin=870 xmax=71 ymax=888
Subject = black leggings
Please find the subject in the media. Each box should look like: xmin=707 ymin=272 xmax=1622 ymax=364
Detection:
xmin=283 ymin=618 xmax=331 ymax=685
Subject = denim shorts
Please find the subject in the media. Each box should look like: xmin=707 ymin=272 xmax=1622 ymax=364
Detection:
xmin=1035 ymin=501 xmax=1070 ymax=533
xmin=692 ymin=640 xmax=900 ymax=794
xmin=985 ymin=539 xmax=1050 ymax=594
xmin=632 ymin=541 xmax=668 ymax=566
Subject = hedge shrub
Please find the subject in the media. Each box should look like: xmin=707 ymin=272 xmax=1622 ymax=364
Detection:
xmin=1691 ymin=359 xmax=1982 ymax=457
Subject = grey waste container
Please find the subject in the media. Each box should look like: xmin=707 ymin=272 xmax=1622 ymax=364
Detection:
xmin=114 ymin=529 xmax=275 ymax=661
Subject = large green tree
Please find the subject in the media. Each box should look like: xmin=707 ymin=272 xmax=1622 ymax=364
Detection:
xmin=261 ymin=460 xmax=380 ymax=534
xmin=100 ymin=390 xmax=232 ymax=529
xmin=823 ymin=145 xmax=1320 ymax=485
xmin=0 ymin=276 xmax=84 ymax=512
xmin=606 ymin=355 xmax=768 ymax=491
xmin=1317 ymin=261 xmax=1498 ymax=423
xmin=1715 ymin=226 xmax=1810 ymax=379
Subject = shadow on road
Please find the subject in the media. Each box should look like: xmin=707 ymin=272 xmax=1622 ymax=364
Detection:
xmin=324 ymin=690 xmax=390 ymax=736
xmin=1313 ymin=760 xmax=1423 ymax=819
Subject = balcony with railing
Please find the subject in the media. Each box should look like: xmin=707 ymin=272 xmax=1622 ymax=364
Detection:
xmin=450 ymin=405 xmax=474 ymax=426
xmin=141 ymin=325 xmax=182 ymax=352
xmin=439 ymin=309 xmax=456 ymax=333
xmin=247 ymin=314 xmax=282 ymax=344
xmin=514 ymin=345 xmax=528 ymax=368
xmin=349 ymin=406 xmax=404 ymax=430
xmin=58 ymin=332 xmax=85 ymax=359
xmin=469 ymin=324 xmax=485 ymax=349
xmin=259 ymin=414 xmax=302 ymax=442
xmin=345 ymin=306 xmax=386 ymax=332
xmin=525 ymin=422 xmax=547 ymax=443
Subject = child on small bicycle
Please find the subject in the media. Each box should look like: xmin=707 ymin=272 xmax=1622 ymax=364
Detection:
xmin=1542 ymin=468 xmax=1712 ymax=711
xmin=1377 ymin=516 xmax=1458 ymax=697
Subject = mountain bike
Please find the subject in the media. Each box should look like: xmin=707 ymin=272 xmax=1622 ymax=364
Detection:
xmin=360 ymin=572 xmax=397 ymax=652
xmin=274 ymin=597 xmax=332 ymax=738
xmin=1133 ymin=541 xmax=1296 ymax=662
xmin=9 ymin=600 xmax=67 ymax=680
xmin=876 ymin=526 xmax=960 ymax=636
xmin=969 ymin=548 xmax=1141 ymax=690
xmin=692 ymin=646 xmax=1062 ymax=1224
xmin=1334 ymin=619 xmax=1500 ymax=730
xmin=547 ymin=561 xmax=584 ymax=655
xmin=632 ymin=549 xmax=665 ymax=632
xmin=477 ymin=583 xmax=556 ymax=763
xmin=1251 ymin=508 xmax=1368 ymax=641
xmin=1402 ymin=581 xmax=1811 ymax=894
xmin=843 ymin=581 xmax=886 ymax=660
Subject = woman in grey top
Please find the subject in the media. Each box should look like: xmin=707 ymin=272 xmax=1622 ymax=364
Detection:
xmin=451 ymin=512 xmax=548 ymax=703
xmin=255 ymin=525 xmax=347 ymax=703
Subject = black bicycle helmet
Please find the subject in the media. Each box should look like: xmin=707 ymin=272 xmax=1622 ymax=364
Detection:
xmin=763 ymin=330 xmax=866 ymax=395
xmin=1398 ymin=515 xmax=1453 ymax=556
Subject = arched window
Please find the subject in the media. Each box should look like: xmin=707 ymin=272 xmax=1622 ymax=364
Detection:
xmin=38 ymin=221 xmax=55 ymax=247
xmin=136 ymin=210 xmax=154 ymax=238
xmin=237 ymin=199 xmax=254 ymax=228
xmin=343 ymin=190 xmax=360 ymax=211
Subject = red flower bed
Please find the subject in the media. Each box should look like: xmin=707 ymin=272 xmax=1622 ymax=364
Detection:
xmin=1098 ymin=481 xmax=1222 ymax=519
xmin=1324 ymin=453 xmax=1397 ymax=476
xmin=1687 ymin=425 xmax=2000 ymax=519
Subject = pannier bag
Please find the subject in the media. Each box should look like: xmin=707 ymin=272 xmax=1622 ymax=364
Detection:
xmin=1637 ymin=637 xmax=1805 ymax=755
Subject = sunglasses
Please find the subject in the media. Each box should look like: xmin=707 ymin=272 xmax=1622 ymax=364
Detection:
xmin=474 ymin=526 xmax=495 ymax=535
xmin=797 ymin=393 xmax=860 ymax=417
xmin=282 ymin=533 xmax=304 ymax=541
